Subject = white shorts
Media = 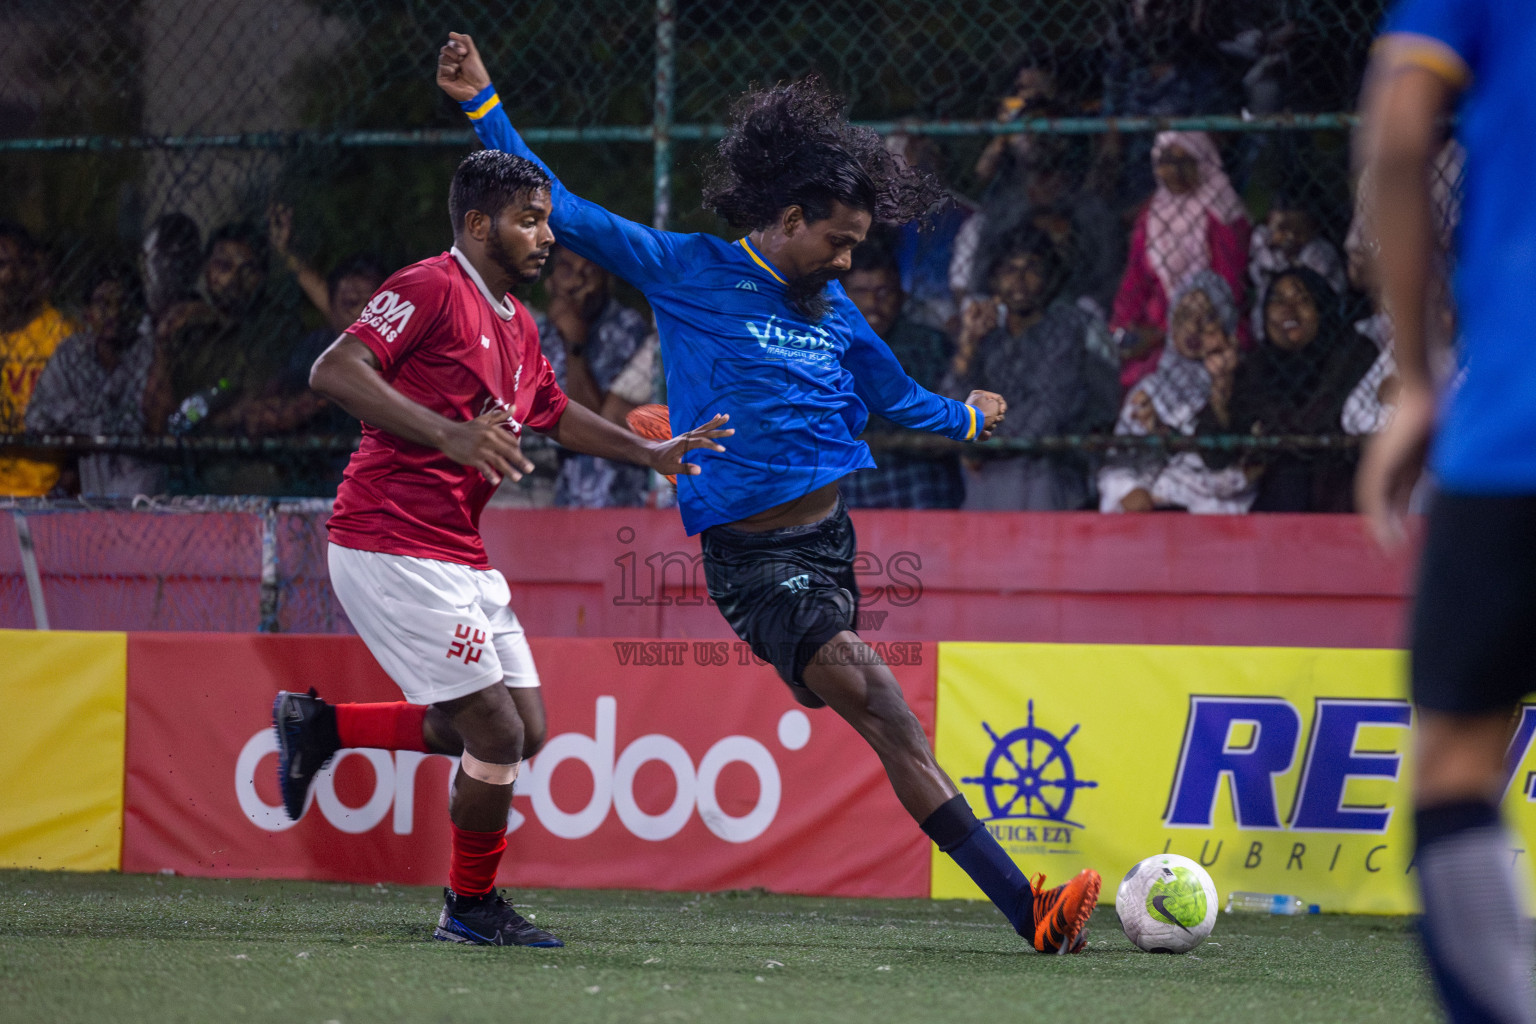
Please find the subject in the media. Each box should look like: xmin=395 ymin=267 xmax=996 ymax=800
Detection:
xmin=328 ymin=543 xmax=540 ymax=705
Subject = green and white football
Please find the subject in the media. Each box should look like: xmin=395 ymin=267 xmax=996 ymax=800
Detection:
xmin=1115 ymin=853 xmax=1218 ymax=953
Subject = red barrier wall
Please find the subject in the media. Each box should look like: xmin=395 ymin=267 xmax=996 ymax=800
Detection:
xmin=481 ymin=510 xmax=1418 ymax=648
xmin=122 ymin=634 xmax=936 ymax=897
xmin=5 ymin=509 xmax=1417 ymax=647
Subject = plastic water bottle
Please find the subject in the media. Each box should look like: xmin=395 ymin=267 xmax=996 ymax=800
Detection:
xmin=1224 ymin=891 xmax=1320 ymax=915
xmin=168 ymin=378 xmax=232 ymax=436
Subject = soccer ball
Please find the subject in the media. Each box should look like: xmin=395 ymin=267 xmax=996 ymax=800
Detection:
xmin=1115 ymin=853 xmax=1218 ymax=954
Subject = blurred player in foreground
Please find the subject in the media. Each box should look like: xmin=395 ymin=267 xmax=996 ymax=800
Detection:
xmin=272 ymin=150 xmax=729 ymax=948
xmin=439 ymin=32 xmax=1101 ymax=954
xmin=1358 ymin=2 xmax=1536 ymax=1020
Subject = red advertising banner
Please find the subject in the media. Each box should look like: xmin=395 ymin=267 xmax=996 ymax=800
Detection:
xmin=123 ymin=633 xmax=935 ymax=898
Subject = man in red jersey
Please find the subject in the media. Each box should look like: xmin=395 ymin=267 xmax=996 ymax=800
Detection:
xmin=271 ymin=149 xmax=730 ymax=948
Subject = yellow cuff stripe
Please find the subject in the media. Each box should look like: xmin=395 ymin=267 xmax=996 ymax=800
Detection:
xmin=466 ymin=92 xmax=502 ymax=120
xmin=1376 ymin=34 xmax=1471 ymax=90
xmin=965 ymin=403 xmax=978 ymax=441
xmin=737 ymin=238 xmax=787 ymax=285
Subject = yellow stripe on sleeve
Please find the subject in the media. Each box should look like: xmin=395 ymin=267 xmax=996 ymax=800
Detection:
xmin=1375 ymin=34 xmax=1471 ymax=90
xmin=965 ymin=403 xmax=979 ymax=441
xmin=466 ymin=92 xmax=502 ymax=120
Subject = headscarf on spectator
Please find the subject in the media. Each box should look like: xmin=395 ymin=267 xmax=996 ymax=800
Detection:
xmin=1118 ymin=270 xmax=1237 ymax=435
xmin=1145 ymin=131 xmax=1247 ymax=298
xmin=1236 ymin=266 xmax=1377 ymax=435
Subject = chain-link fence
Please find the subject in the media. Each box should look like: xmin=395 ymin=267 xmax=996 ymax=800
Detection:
xmin=1 ymin=0 xmax=1441 ymax=514
xmin=1 ymin=497 xmax=350 ymax=631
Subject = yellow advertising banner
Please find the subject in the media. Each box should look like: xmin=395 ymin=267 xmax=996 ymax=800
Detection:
xmin=0 ymin=629 xmax=127 ymax=871
xmin=933 ymin=642 xmax=1536 ymax=915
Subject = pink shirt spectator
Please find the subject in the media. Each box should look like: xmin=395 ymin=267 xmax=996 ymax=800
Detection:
xmin=1110 ymin=131 xmax=1250 ymax=390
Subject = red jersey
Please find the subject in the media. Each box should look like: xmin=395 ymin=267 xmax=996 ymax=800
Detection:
xmin=327 ymin=250 xmax=569 ymax=568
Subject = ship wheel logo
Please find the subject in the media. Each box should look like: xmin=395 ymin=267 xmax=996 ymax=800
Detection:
xmin=961 ymin=700 xmax=1097 ymax=827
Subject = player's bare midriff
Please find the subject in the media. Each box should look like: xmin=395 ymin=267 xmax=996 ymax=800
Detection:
xmin=727 ymin=480 xmax=840 ymax=532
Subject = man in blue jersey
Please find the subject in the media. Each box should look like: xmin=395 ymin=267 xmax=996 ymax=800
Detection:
xmin=1358 ymin=3 xmax=1536 ymax=1021
xmin=438 ymin=33 xmax=1102 ymax=954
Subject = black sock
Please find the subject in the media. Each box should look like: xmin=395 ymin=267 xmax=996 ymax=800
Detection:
xmin=921 ymin=794 xmax=1034 ymax=937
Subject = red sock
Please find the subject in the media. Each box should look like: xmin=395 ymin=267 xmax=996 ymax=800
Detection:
xmin=334 ymin=702 xmax=430 ymax=752
xmin=448 ymin=821 xmax=507 ymax=896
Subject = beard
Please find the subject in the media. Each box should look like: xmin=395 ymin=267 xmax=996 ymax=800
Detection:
xmin=210 ymin=285 xmax=259 ymax=317
xmin=785 ymin=269 xmax=836 ymax=322
xmin=486 ymin=231 xmax=543 ymax=285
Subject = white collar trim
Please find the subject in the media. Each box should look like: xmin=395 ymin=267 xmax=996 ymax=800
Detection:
xmin=451 ymin=245 xmax=517 ymax=321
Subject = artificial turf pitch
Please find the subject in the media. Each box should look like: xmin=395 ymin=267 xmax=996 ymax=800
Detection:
xmin=1 ymin=870 xmax=1438 ymax=1024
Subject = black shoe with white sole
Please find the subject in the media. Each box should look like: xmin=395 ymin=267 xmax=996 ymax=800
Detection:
xmin=434 ymin=888 xmax=564 ymax=948
xmin=272 ymin=688 xmax=341 ymax=821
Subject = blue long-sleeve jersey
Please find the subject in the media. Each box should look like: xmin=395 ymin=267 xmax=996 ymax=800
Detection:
xmin=461 ymin=85 xmax=981 ymax=534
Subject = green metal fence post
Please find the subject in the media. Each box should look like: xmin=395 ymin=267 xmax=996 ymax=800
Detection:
xmin=653 ymin=0 xmax=676 ymax=230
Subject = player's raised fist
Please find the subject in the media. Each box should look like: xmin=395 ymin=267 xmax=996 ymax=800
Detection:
xmin=437 ymin=32 xmax=490 ymax=103
xmin=966 ymin=390 xmax=1007 ymax=441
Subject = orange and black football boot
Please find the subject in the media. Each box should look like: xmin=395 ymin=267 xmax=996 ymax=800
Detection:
xmin=1031 ymin=869 xmax=1101 ymax=954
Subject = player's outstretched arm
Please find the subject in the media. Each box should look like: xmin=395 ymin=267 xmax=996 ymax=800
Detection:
xmin=544 ymin=400 xmax=731 ymax=478
xmin=311 ymin=335 xmax=535 ymax=485
xmin=437 ymin=32 xmax=683 ymax=291
xmin=836 ymin=288 xmax=1006 ymax=441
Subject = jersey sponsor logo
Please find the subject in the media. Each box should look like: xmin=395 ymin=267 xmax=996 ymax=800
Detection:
xmin=745 ymin=315 xmax=835 ymax=363
xmin=778 ymin=573 xmax=811 ymax=592
xmin=735 ymin=279 xmax=759 ymax=292
xmin=479 ymin=363 xmax=526 ymax=434
xmin=357 ymin=290 xmax=416 ymax=343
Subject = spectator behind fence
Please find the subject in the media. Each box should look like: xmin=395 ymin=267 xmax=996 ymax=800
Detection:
xmin=1099 ymin=270 xmax=1257 ymax=514
xmin=838 ymin=236 xmax=963 ymax=510
xmin=1110 ymin=130 xmax=1250 ymax=391
xmin=223 ymin=252 xmax=387 ymax=496
xmin=1026 ymin=153 xmax=1125 ymax=320
xmin=1098 ymin=9 xmax=1240 ymax=210
xmin=885 ymin=134 xmax=972 ymax=334
xmin=1341 ymin=142 xmax=1463 ymax=440
xmin=267 ymin=203 xmax=333 ymax=328
xmin=24 ymin=261 xmax=164 ymax=497
xmin=1247 ymin=193 xmax=1345 ymax=338
xmin=0 ymin=222 xmax=74 ymax=497
xmin=600 ymin=332 xmax=660 ymax=427
xmin=969 ymin=140 xmax=1125 ymax=323
xmin=143 ymin=221 xmax=301 ymax=493
xmin=1342 ymin=177 xmax=1401 ymax=438
xmin=250 ymin=253 xmax=386 ymax=436
xmin=140 ymin=213 xmax=203 ymax=327
xmin=951 ymin=63 xmax=1126 ymax=316
xmin=948 ymin=225 xmax=1118 ymax=510
xmin=1224 ymin=268 xmax=1378 ymax=512
xmin=531 ymin=245 xmax=649 ymax=508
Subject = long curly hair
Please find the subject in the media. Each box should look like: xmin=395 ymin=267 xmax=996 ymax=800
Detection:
xmin=702 ymin=77 xmax=946 ymax=230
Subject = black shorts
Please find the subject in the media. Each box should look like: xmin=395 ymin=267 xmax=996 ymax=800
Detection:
xmin=1411 ymin=491 xmax=1536 ymax=714
xmin=700 ymin=496 xmax=860 ymax=698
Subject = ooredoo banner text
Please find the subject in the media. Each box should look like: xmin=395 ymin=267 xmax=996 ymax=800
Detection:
xmin=121 ymin=634 xmax=935 ymax=897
